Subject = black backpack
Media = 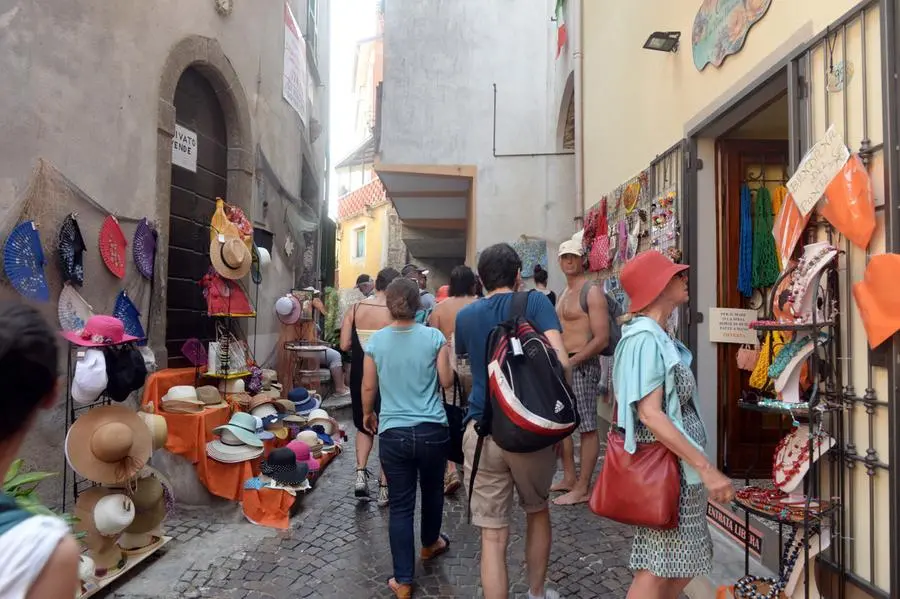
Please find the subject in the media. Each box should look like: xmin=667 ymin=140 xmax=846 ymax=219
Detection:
xmin=468 ymin=292 xmax=578 ymax=518
xmin=579 ymin=281 xmax=624 ymax=357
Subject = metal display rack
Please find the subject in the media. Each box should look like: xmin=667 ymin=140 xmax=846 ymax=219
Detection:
xmin=62 ymin=339 xmax=141 ymax=513
xmin=731 ymin=259 xmax=845 ymax=599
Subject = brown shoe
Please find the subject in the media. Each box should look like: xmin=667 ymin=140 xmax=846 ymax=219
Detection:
xmin=444 ymin=469 xmax=460 ymax=495
xmin=420 ymin=533 xmax=450 ymax=561
xmin=388 ymin=577 xmax=412 ymax=598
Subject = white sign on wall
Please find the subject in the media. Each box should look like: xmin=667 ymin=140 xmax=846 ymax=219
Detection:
xmin=708 ymin=308 xmax=758 ymax=345
xmin=283 ymin=1 xmax=308 ymax=125
xmin=787 ymin=124 xmax=850 ymax=216
xmin=171 ymin=124 xmax=198 ymax=173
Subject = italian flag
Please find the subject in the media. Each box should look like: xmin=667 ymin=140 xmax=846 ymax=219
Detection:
xmin=555 ymin=0 xmax=568 ymax=58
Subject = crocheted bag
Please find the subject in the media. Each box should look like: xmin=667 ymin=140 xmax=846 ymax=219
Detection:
xmin=588 ymin=199 xmax=610 ymax=272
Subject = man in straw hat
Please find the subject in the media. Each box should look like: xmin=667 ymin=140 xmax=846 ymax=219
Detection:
xmin=0 ymin=302 xmax=80 ymax=598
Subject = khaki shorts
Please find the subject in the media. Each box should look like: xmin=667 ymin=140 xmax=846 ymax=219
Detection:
xmin=462 ymin=421 xmax=557 ymax=529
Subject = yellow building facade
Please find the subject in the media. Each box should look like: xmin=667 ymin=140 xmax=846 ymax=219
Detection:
xmin=336 ymin=177 xmax=397 ymax=289
xmin=578 ymin=0 xmax=896 ymax=596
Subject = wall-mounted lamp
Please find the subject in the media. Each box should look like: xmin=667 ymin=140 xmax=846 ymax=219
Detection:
xmin=642 ymin=31 xmax=681 ymax=53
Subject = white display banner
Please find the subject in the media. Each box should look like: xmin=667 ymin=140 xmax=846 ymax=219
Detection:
xmin=171 ymin=124 xmax=198 ymax=173
xmin=708 ymin=308 xmax=758 ymax=345
xmin=283 ymin=1 xmax=308 ymax=125
xmin=787 ymin=124 xmax=850 ymax=216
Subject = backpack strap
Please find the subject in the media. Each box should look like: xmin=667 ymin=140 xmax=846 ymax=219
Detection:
xmin=510 ymin=291 xmax=530 ymax=321
xmin=0 ymin=493 xmax=32 ymax=537
xmin=579 ymin=280 xmax=597 ymax=313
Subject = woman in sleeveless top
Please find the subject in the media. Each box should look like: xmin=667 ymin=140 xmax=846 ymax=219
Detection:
xmin=0 ymin=302 xmax=80 ymax=599
xmin=341 ymin=267 xmax=400 ymax=506
xmin=427 ymin=265 xmax=478 ymax=495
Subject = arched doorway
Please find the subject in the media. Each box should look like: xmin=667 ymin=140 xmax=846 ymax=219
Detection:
xmin=165 ymin=68 xmax=228 ymax=367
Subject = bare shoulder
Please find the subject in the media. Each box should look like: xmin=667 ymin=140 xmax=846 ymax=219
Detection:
xmin=25 ymin=533 xmax=80 ymax=599
xmin=588 ymin=283 xmax=608 ymax=307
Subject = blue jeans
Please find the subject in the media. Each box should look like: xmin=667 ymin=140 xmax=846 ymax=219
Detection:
xmin=379 ymin=422 xmax=449 ymax=584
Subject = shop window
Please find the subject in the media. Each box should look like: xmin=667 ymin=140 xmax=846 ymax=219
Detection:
xmin=353 ymin=226 xmax=366 ymax=259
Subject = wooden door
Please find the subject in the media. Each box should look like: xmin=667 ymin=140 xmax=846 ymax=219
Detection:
xmin=166 ymin=68 xmax=228 ymax=368
xmin=716 ymin=140 xmax=792 ymax=477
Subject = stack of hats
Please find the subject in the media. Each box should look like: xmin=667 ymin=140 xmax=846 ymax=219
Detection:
xmin=207 ymin=412 xmax=264 ymax=463
xmin=74 ymin=489 xmax=134 ymax=578
xmin=196 ymin=385 xmax=227 ymax=408
xmin=289 ymin=387 xmax=321 ymax=416
xmin=296 ymin=430 xmax=324 ymax=460
xmin=67 ymin=316 xmax=148 ymax=406
xmin=260 ymin=447 xmax=310 ymax=491
xmin=287 ymin=439 xmax=320 ymax=475
xmin=248 ymin=395 xmax=288 ymax=440
xmin=160 ymin=386 xmax=205 ymax=414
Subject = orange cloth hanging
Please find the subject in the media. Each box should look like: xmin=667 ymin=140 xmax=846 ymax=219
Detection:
xmin=241 ymin=488 xmax=295 ymax=530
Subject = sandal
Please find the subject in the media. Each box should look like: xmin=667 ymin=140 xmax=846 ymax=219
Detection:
xmin=387 ymin=577 xmax=412 ymax=599
xmin=420 ymin=533 xmax=451 ymax=561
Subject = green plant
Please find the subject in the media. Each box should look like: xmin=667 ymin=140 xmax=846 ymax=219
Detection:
xmin=323 ymin=286 xmax=340 ymax=346
xmin=4 ymin=459 xmax=82 ymax=536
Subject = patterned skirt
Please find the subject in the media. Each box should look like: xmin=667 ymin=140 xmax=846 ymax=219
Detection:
xmin=628 ymin=476 xmax=713 ymax=579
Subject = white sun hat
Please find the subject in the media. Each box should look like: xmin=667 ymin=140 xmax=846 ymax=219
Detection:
xmin=72 ymin=349 xmax=109 ymax=405
xmin=93 ymin=494 xmax=135 ymax=536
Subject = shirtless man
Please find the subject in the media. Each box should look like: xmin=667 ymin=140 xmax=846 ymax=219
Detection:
xmin=552 ymin=239 xmax=609 ymax=505
xmin=428 ymin=265 xmax=479 ymax=495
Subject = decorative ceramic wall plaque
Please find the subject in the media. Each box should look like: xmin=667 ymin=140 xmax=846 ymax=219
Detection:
xmin=692 ymin=0 xmax=773 ymax=71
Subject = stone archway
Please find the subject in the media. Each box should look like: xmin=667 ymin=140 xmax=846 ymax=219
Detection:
xmin=149 ymin=36 xmax=254 ymax=362
xmin=557 ymin=71 xmax=575 ymax=152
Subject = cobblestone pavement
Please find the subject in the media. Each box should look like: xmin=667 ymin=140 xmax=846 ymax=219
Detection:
xmin=107 ymin=418 xmax=638 ymax=599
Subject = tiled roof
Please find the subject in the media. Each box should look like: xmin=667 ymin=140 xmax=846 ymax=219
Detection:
xmin=337 ymin=176 xmax=387 ymax=221
xmin=335 ymin=136 xmax=376 ymax=169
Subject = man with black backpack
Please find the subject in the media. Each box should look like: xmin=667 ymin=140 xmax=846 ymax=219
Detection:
xmin=455 ymin=243 xmax=573 ymax=599
xmin=552 ymin=239 xmax=610 ymax=506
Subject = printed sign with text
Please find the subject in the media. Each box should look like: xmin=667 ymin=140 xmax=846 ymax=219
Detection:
xmin=172 ymin=124 xmax=198 ymax=173
xmin=787 ymin=124 xmax=850 ymax=216
xmin=708 ymin=307 xmax=758 ymax=345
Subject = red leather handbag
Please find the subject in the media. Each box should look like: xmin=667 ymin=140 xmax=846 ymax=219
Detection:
xmin=589 ymin=401 xmax=681 ymax=529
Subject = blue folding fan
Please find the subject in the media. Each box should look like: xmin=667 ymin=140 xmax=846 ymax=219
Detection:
xmin=113 ymin=290 xmax=147 ymax=346
xmin=3 ymin=221 xmax=49 ymax=302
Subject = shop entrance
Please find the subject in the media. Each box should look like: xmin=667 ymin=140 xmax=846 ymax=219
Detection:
xmin=715 ymin=95 xmax=792 ymax=477
xmin=165 ymin=68 xmax=229 ymax=368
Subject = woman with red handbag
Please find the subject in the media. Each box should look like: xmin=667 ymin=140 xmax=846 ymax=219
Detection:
xmin=600 ymin=251 xmax=734 ymax=599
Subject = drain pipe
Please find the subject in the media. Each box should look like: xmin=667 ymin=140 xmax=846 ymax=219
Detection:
xmin=572 ymin=0 xmax=585 ymax=230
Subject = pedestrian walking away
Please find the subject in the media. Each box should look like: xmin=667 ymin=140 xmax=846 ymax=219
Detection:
xmin=454 ymin=243 xmax=570 ymax=599
xmin=362 ymin=277 xmax=454 ymax=598
xmin=341 ymin=267 xmax=400 ymax=506
xmin=428 ymin=264 xmax=479 ymax=495
xmin=612 ymin=250 xmax=735 ymax=599
xmin=553 ymin=239 xmax=609 ymax=506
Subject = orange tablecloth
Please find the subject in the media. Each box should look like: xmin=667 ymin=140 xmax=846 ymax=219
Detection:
xmin=241 ymin=488 xmax=296 ymax=530
xmin=141 ymin=368 xmax=234 ymax=464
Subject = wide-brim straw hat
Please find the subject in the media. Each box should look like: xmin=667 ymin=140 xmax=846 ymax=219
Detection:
xmin=210 ymin=235 xmax=252 ymax=280
xmin=124 ymin=476 xmax=167 ymax=534
xmin=196 ymin=385 xmax=226 ymax=406
xmin=137 ymin=411 xmax=168 ymax=451
xmin=206 ymin=439 xmax=264 ymax=464
xmin=65 ymin=405 xmax=152 ymax=485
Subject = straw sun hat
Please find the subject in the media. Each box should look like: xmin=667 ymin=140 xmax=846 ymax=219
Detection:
xmin=210 ymin=234 xmax=252 ymax=280
xmin=65 ymin=405 xmax=152 ymax=485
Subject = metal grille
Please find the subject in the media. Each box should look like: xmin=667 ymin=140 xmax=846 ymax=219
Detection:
xmin=794 ymin=2 xmax=890 ymax=595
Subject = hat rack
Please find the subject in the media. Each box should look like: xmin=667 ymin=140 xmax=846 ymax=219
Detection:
xmin=729 ymin=251 xmax=845 ymax=599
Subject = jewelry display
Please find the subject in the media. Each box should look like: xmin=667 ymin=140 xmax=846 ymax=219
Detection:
xmin=788 ymin=243 xmax=837 ymax=320
xmin=732 ymin=236 xmax=841 ymax=599
xmin=773 ymin=425 xmax=835 ymax=494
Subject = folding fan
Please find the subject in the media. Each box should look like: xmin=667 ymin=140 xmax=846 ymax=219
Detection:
xmin=181 ymin=338 xmax=208 ymax=367
xmin=3 ymin=221 xmax=49 ymax=302
xmin=113 ymin=290 xmax=147 ymax=346
xmin=58 ymin=283 xmax=94 ymax=332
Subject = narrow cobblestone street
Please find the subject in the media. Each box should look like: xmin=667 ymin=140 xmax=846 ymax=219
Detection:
xmin=108 ymin=417 xmax=636 ymax=599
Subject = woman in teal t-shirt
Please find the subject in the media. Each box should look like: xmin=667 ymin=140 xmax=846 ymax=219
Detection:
xmin=362 ymin=278 xmax=454 ymax=598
